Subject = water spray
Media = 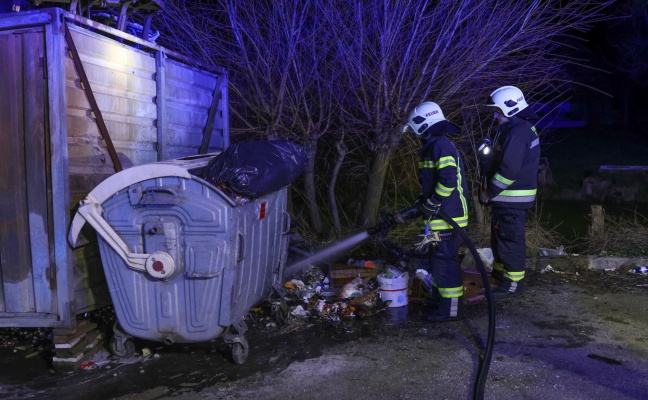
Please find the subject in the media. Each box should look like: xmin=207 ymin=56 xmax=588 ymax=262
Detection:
xmin=283 ymin=231 xmax=371 ymax=277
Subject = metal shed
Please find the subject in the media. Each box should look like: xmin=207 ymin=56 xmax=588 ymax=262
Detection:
xmin=0 ymin=7 xmax=229 ymax=328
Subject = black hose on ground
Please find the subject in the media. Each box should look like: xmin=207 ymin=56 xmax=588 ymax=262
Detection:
xmin=437 ymin=210 xmax=495 ymax=400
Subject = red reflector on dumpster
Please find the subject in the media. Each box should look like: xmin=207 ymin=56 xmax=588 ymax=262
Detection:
xmin=259 ymin=202 xmax=267 ymax=220
xmin=152 ymin=261 xmax=164 ymax=272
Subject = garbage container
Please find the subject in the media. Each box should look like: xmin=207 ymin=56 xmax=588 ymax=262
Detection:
xmin=68 ymin=154 xmax=291 ymax=363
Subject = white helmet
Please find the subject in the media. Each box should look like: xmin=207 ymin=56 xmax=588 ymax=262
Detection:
xmin=403 ymin=102 xmax=446 ymax=136
xmin=487 ymin=86 xmax=528 ymax=117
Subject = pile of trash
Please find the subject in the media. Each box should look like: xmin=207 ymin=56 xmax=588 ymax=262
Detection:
xmin=265 ymin=246 xmax=502 ymax=331
xmin=267 ymin=261 xmax=438 ymax=329
xmin=279 ymin=263 xmax=390 ymax=322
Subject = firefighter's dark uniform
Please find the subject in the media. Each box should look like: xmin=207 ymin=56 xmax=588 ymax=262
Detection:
xmin=484 ymin=116 xmax=540 ymax=295
xmin=418 ymin=121 xmax=469 ymax=319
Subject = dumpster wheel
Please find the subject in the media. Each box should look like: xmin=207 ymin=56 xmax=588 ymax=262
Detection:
xmin=110 ymin=337 xmax=136 ymax=358
xmin=231 ymin=337 xmax=249 ymax=365
xmin=110 ymin=322 xmax=136 ymax=358
xmin=224 ymin=331 xmax=249 ymax=365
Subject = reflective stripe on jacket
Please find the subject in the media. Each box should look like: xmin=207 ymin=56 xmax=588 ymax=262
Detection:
xmin=487 ymin=117 xmax=540 ymax=209
xmin=419 ymin=134 xmax=469 ymax=230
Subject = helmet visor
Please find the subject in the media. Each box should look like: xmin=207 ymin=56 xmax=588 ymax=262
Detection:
xmin=402 ymin=123 xmax=415 ymax=135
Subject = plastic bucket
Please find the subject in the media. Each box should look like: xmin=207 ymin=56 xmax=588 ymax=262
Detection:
xmin=377 ymin=273 xmax=409 ymax=307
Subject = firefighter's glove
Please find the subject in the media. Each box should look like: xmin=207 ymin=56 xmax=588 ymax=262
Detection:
xmin=412 ymin=231 xmax=441 ymax=256
xmin=418 ymin=198 xmax=441 ymax=219
xmin=394 ymin=206 xmax=419 ymax=224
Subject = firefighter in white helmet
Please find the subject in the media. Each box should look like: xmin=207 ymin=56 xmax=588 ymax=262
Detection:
xmin=480 ymin=86 xmax=540 ymax=298
xmin=396 ymin=101 xmax=469 ymax=322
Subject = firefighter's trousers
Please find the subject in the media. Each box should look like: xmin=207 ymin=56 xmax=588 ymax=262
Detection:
xmin=490 ymin=208 xmax=528 ymax=287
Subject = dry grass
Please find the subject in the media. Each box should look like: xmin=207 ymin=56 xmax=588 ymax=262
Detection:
xmin=464 ymin=203 xmax=565 ymax=256
xmin=586 ymin=210 xmax=648 ymax=256
xmin=525 ymin=204 xmax=566 ymax=254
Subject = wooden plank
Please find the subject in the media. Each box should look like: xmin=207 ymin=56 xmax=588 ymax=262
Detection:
xmin=591 ymin=205 xmax=604 ymax=238
xmin=23 ymin=30 xmax=53 ymax=314
xmin=67 ymin=24 xmax=157 ymax=77
xmin=164 ymin=59 xmax=227 ymax=157
xmin=66 ymin=25 xmax=159 ymax=168
xmin=331 ymin=264 xmax=379 ymax=286
xmin=62 ymin=11 xmax=226 ymax=75
xmin=64 ymin=22 xmax=122 ymax=172
xmin=0 ymin=9 xmax=51 ymax=30
xmin=199 ymin=75 xmax=224 ymax=154
xmin=46 ymin=15 xmax=76 ymax=328
xmin=221 ymin=74 xmax=230 ymax=150
xmin=156 ymin=50 xmax=167 ymax=161
xmin=0 ymin=33 xmax=11 ymax=312
xmin=0 ymin=32 xmax=34 ymax=312
xmin=53 ymin=320 xmax=97 ymax=340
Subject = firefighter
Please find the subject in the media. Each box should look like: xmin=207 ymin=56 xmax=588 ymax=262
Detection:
xmin=480 ymin=86 xmax=540 ymax=298
xmin=396 ymin=101 xmax=469 ymax=322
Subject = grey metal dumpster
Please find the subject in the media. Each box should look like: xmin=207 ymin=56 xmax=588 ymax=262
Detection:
xmin=68 ymin=154 xmax=290 ymax=363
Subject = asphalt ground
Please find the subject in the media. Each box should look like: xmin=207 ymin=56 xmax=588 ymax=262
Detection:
xmin=1 ymin=266 xmax=647 ymax=400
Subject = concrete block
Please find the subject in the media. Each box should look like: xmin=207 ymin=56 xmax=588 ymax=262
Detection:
xmin=586 ymin=256 xmax=648 ymax=271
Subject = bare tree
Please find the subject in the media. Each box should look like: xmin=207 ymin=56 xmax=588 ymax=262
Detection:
xmin=159 ymin=0 xmax=613 ymax=233
xmin=160 ymin=0 xmax=340 ymax=234
xmin=601 ymin=0 xmax=648 ymax=125
xmin=319 ymin=0 xmax=612 ymax=226
xmin=605 ymin=0 xmax=648 ymax=85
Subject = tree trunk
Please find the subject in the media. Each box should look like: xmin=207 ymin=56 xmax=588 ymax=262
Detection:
xmin=329 ymin=140 xmax=347 ymax=237
xmin=303 ymin=138 xmax=322 ymax=234
xmin=359 ymin=148 xmax=392 ymax=227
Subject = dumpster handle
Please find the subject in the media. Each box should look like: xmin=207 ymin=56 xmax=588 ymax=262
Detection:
xmin=281 ymin=211 xmax=291 ymax=234
xmin=70 ymin=195 xmax=177 ymax=279
xmin=68 ymin=162 xmax=196 ymax=247
xmin=237 ymin=233 xmax=245 ymax=262
xmin=73 ymin=195 xmax=148 ymax=271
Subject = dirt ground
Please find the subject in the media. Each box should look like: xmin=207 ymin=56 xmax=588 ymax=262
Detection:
xmin=1 ymin=265 xmax=648 ymax=400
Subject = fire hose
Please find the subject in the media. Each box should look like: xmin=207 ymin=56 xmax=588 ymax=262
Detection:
xmin=435 ymin=210 xmax=494 ymax=400
xmin=368 ymin=210 xmax=494 ymax=400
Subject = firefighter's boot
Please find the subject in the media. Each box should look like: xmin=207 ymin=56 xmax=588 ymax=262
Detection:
xmin=423 ymin=295 xmax=463 ymax=322
xmin=491 ymin=279 xmax=524 ymax=299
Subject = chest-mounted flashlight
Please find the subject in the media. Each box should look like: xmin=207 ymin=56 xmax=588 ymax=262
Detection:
xmin=478 ymin=138 xmax=493 ymax=156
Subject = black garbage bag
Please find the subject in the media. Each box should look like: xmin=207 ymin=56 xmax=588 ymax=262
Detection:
xmin=202 ymin=140 xmax=308 ymax=198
